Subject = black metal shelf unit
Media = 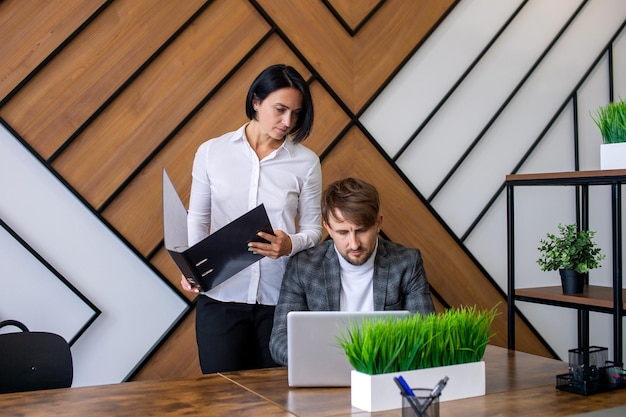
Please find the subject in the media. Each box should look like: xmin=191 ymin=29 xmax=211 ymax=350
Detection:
xmin=506 ymin=169 xmax=626 ymax=365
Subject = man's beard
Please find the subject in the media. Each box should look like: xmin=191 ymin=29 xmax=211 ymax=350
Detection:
xmin=340 ymin=247 xmax=374 ymax=266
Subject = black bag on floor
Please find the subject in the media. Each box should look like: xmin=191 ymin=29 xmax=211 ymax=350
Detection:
xmin=0 ymin=319 xmax=73 ymax=394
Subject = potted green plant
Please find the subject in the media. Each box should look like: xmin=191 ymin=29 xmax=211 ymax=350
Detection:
xmin=591 ymin=98 xmax=626 ymax=169
xmin=537 ymin=223 xmax=605 ymax=294
xmin=337 ymin=305 xmax=498 ymax=412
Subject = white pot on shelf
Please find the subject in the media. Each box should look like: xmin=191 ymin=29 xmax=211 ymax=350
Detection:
xmin=600 ymin=142 xmax=626 ymax=170
xmin=350 ymin=360 xmax=485 ymax=412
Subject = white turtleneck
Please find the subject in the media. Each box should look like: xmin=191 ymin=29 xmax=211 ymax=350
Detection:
xmin=335 ymin=240 xmax=377 ymax=311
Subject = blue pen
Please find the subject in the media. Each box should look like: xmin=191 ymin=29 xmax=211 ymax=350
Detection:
xmin=394 ymin=376 xmax=422 ymax=417
xmin=396 ymin=375 xmax=415 ymax=396
xmin=393 ymin=376 xmax=409 ymax=395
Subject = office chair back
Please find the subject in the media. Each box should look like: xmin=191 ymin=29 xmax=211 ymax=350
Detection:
xmin=0 ymin=320 xmax=73 ymax=394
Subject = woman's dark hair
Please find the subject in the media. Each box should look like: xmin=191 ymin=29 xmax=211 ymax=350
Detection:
xmin=322 ymin=178 xmax=380 ymax=228
xmin=245 ymin=64 xmax=314 ymax=143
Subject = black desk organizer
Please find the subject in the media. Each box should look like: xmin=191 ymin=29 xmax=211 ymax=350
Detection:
xmin=556 ymin=346 xmax=626 ymax=395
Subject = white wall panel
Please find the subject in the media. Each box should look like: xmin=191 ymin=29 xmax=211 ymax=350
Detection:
xmin=432 ymin=0 xmax=626 ymax=236
xmin=400 ymin=0 xmax=583 ymax=199
xmin=615 ymin=29 xmax=626 ymax=95
xmin=361 ymin=0 xmax=524 ymax=157
xmin=578 ymin=53 xmax=611 ymax=171
xmin=362 ymin=0 xmax=626 ymax=361
xmin=0 ymin=124 xmax=187 ymax=387
xmin=0 ymin=226 xmax=98 ymax=343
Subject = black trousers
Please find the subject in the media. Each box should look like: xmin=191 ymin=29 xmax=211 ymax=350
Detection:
xmin=195 ymin=296 xmax=279 ymax=374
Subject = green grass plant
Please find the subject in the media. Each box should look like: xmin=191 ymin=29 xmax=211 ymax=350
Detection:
xmin=592 ymin=98 xmax=626 ymax=144
xmin=337 ymin=304 xmax=499 ymax=375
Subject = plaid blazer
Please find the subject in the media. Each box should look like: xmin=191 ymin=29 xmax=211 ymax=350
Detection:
xmin=269 ymin=238 xmax=436 ymax=366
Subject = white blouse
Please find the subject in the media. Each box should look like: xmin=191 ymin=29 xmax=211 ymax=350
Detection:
xmin=187 ymin=124 xmax=322 ymax=305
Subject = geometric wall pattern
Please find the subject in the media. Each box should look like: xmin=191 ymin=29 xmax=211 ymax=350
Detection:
xmin=0 ymin=121 xmax=187 ymax=386
xmin=1 ymin=0 xmax=625 ymax=383
xmin=0 ymin=214 xmax=100 ymax=347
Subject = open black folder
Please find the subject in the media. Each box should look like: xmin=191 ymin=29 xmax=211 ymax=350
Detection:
xmin=162 ymin=169 xmax=274 ymax=292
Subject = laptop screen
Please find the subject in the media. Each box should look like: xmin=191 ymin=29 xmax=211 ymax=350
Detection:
xmin=286 ymin=310 xmax=410 ymax=387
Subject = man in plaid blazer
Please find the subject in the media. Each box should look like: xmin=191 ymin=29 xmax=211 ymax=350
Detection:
xmin=269 ymin=178 xmax=435 ymax=366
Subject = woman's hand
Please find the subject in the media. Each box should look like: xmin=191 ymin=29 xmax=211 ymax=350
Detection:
xmin=180 ymin=274 xmax=201 ymax=293
xmin=248 ymin=230 xmax=292 ymax=259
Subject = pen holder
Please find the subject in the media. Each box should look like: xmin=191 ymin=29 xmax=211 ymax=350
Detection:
xmin=401 ymin=389 xmax=440 ymax=417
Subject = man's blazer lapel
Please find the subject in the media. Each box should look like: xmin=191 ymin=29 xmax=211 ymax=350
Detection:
xmin=372 ymin=240 xmax=389 ymax=311
xmin=323 ymin=241 xmax=342 ymax=311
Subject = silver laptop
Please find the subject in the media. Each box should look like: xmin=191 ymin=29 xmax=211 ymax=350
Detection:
xmin=287 ymin=310 xmax=410 ymax=387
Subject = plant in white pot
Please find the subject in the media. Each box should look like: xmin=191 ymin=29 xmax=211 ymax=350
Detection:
xmin=337 ymin=305 xmax=498 ymax=412
xmin=536 ymin=223 xmax=605 ymax=294
xmin=591 ymin=98 xmax=626 ymax=169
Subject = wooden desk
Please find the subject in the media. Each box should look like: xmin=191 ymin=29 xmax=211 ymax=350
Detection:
xmin=0 ymin=373 xmax=292 ymax=416
xmin=1 ymin=345 xmax=625 ymax=417
xmin=220 ymin=345 xmax=572 ymax=417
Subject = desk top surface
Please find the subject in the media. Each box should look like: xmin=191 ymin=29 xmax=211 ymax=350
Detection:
xmin=1 ymin=345 xmax=624 ymax=417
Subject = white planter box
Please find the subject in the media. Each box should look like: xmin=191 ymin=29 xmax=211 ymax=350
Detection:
xmin=351 ymin=360 xmax=485 ymax=412
xmin=601 ymin=142 xmax=626 ymax=170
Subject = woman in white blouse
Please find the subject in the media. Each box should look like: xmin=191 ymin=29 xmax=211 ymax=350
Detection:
xmin=180 ymin=64 xmax=322 ymax=373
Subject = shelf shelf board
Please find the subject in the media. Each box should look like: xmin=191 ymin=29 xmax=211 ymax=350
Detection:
xmin=506 ymin=169 xmax=626 ymax=186
xmin=515 ymin=285 xmax=626 ymax=312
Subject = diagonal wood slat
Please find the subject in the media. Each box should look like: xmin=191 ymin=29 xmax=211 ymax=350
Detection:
xmin=1 ymin=0 xmax=207 ymax=158
xmin=0 ymin=0 xmax=107 ymax=102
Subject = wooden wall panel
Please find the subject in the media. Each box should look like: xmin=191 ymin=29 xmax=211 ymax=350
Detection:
xmin=0 ymin=0 xmax=106 ymax=102
xmin=53 ymin=0 xmax=269 ymax=209
xmin=0 ymin=0 xmax=553 ymax=381
xmin=306 ymin=81 xmax=350 ymax=156
xmin=326 ymin=0 xmax=381 ymax=29
xmin=1 ymin=0 xmax=206 ymax=159
xmin=257 ymin=0 xmax=355 ymax=108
